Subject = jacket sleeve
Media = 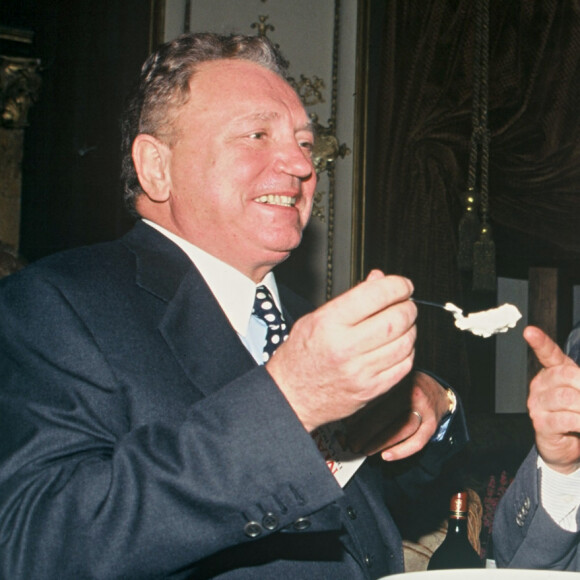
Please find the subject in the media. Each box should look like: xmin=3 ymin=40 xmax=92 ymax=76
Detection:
xmin=383 ymin=394 xmax=468 ymax=504
xmin=0 ymin=271 xmax=344 ymax=579
xmin=493 ymin=447 xmax=580 ymax=570
xmin=565 ymin=321 xmax=580 ymax=364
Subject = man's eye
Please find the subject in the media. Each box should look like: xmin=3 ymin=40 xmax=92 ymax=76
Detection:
xmin=300 ymin=141 xmax=314 ymax=155
xmin=249 ymin=132 xmax=266 ymax=140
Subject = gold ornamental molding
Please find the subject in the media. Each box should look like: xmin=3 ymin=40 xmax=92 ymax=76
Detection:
xmin=0 ymin=56 xmax=42 ymax=129
xmin=251 ymin=15 xmax=275 ymax=38
xmin=0 ymin=55 xmax=41 ymax=251
xmin=309 ymin=113 xmax=350 ymax=176
xmin=288 ymin=74 xmax=325 ymax=107
xmin=323 ymin=0 xmax=348 ymax=300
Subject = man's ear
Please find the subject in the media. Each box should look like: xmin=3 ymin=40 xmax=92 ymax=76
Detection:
xmin=132 ymin=134 xmax=171 ymax=202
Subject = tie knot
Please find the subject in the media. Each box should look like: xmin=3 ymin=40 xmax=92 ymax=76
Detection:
xmin=253 ymin=286 xmax=280 ymax=325
xmin=252 ymin=285 xmax=288 ymax=362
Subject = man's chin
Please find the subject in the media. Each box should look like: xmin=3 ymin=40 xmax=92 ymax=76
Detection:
xmin=254 ymin=230 xmax=304 ymax=267
xmin=267 ymin=233 xmax=303 ymax=256
xmin=273 ymin=251 xmax=292 ymax=266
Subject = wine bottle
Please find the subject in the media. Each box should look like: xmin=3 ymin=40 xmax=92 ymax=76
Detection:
xmin=427 ymin=491 xmax=483 ymax=570
xmin=485 ymin=536 xmax=496 ymax=569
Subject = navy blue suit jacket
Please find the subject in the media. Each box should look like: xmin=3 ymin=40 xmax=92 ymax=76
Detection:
xmin=493 ymin=322 xmax=580 ymax=571
xmin=0 ymin=221 xmax=466 ymax=579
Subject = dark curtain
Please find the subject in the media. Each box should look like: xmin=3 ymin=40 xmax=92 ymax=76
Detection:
xmin=365 ymin=0 xmax=580 ymax=409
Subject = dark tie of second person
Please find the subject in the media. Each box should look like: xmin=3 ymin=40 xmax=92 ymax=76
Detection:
xmin=252 ymin=285 xmax=289 ymax=363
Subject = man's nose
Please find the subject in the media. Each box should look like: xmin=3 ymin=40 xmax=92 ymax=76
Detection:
xmin=273 ymin=142 xmax=314 ymax=179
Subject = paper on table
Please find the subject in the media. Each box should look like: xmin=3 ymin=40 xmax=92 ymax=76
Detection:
xmin=312 ymin=421 xmax=366 ymax=487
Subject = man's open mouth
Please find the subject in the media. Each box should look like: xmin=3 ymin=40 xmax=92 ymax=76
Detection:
xmin=255 ymin=194 xmax=296 ymax=208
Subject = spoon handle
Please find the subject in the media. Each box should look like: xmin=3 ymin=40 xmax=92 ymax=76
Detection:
xmin=410 ymin=298 xmax=448 ymax=310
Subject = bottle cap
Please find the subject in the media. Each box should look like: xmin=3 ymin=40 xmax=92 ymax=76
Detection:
xmin=450 ymin=491 xmax=468 ymax=519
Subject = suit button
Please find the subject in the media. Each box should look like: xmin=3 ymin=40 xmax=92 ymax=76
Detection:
xmin=293 ymin=517 xmax=311 ymax=531
xmin=364 ymin=553 xmax=372 ymax=567
xmin=244 ymin=521 xmax=263 ymax=538
xmin=346 ymin=506 xmax=357 ymax=520
xmin=516 ymin=515 xmax=524 ymax=527
xmin=262 ymin=512 xmax=279 ymax=531
xmin=523 ymin=497 xmax=531 ymax=510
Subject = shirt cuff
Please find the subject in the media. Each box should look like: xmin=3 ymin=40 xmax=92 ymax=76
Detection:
xmin=538 ymin=455 xmax=580 ymax=532
xmin=432 ymin=414 xmax=452 ymax=442
xmin=431 ymin=388 xmax=457 ymax=442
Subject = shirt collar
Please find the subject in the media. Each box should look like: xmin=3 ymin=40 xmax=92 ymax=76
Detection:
xmin=143 ymin=220 xmax=281 ymax=337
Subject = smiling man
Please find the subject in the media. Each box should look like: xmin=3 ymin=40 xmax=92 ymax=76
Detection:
xmin=132 ymin=57 xmax=316 ymax=282
xmin=0 ymin=33 xmax=467 ymax=579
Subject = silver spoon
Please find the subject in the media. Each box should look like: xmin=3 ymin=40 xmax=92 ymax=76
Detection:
xmin=410 ymin=298 xmax=459 ymax=312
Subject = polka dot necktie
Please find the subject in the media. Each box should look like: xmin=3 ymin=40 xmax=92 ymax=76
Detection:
xmin=252 ymin=285 xmax=289 ymax=363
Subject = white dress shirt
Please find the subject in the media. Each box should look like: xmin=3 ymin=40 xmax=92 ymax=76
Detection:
xmin=143 ymin=220 xmax=281 ymax=365
xmin=538 ymin=456 xmax=580 ymax=532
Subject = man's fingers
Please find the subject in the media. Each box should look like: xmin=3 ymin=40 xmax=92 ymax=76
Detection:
xmin=531 ymin=367 xmax=580 ymax=413
xmin=380 ymin=422 xmax=430 ymax=461
xmin=524 ymin=325 xmax=572 ymax=369
xmin=361 ymin=410 xmax=422 ymax=456
xmin=523 ymin=326 xmax=580 ymax=473
xmin=322 ymin=271 xmax=414 ymax=328
xmin=365 ymin=269 xmax=385 ymax=282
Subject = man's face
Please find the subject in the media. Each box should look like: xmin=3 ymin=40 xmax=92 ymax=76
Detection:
xmin=156 ymin=59 xmax=316 ymax=281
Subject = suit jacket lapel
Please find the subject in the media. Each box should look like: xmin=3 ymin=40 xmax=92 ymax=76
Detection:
xmin=160 ymin=271 xmax=257 ymax=397
xmin=124 ymin=222 xmax=257 ymax=397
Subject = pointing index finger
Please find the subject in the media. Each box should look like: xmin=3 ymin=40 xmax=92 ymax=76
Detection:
xmin=524 ymin=325 xmax=573 ymax=369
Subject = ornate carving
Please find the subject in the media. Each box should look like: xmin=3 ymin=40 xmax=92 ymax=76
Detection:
xmin=0 ymin=56 xmax=42 ymax=129
xmin=287 ymin=74 xmax=325 ymax=107
xmin=0 ymin=242 xmax=26 ymax=279
xmin=251 ymin=15 xmax=275 ymax=38
xmin=311 ymin=190 xmax=326 ymax=223
xmin=309 ymin=113 xmax=350 ymax=175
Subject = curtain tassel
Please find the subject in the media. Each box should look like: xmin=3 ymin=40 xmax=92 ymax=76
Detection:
xmin=458 ymin=187 xmax=480 ymax=270
xmin=473 ymin=223 xmax=496 ymax=291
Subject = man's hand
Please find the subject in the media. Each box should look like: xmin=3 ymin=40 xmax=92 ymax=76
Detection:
xmin=344 ymin=371 xmax=451 ymax=461
xmin=525 ymin=325 xmax=580 ymax=474
xmin=266 ymin=270 xmax=417 ymax=432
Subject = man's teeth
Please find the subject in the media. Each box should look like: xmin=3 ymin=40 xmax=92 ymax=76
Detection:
xmin=255 ymin=194 xmax=296 ymax=207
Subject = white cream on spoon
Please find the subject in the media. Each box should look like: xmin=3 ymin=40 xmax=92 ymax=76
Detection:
xmin=443 ymin=302 xmax=522 ymax=338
